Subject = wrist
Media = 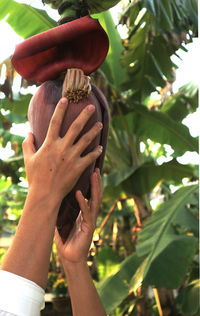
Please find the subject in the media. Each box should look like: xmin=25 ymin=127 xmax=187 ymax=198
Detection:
xmin=25 ymin=187 xmax=62 ymax=216
xmin=62 ymin=259 xmax=88 ymax=275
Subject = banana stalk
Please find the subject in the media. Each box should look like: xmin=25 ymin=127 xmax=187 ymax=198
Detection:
xmin=42 ymin=0 xmax=121 ymax=15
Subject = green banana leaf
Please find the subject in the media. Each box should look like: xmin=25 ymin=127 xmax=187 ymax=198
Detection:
xmin=143 ymin=0 xmax=156 ymax=16
xmin=97 ymin=247 xmax=120 ymax=281
xmin=103 ymin=159 xmax=196 ymax=199
xmin=93 ymin=10 xmax=125 ymax=89
xmin=113 ymin=103 xmax=198 ymax=155
xmin=134 ymin=184 xmax=198 ymax=289
xmin=2 ymin=94 xmax=32 ymax=117
xmin=102 ymin=166 xmax=138 ymax=191
xmin=176 ymin=279 xmax=200 ymax=315
xmin=183 ymin=0 xmax=198 ymax=30
xmin=120 ymin=0 xmax=198 ymax=101
xmin=161 ymin=82 xmax=198 ymax=122
xmin=0 ymin=155 xmax=24 ymax=184
xmin=97 ymin=252 xmax=145 ymax=313
xmin=106 ymin=126 xmax=132 ymax=171
xmin=0 ymin=0 xmax=56 ymax=39
xmin=122 ymin=159 xmax=196 ymax=196
xmin=0 ymin=129 xmax=24 ymax=150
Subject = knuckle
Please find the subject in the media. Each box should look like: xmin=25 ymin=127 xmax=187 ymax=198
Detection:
xmin=43 ymin=141 xmax=51 ymax=151
xmin=83 ymin=133 xmax=91 ymax=144
xmin=50 ymin=117 xmax=58 ymax=127
xmin=71 ymin=120 xmax=81 ymax=132
xmin=88 ymin=152 xmax=98 ymax=163
xmin=92 ymin=124 xmax=102 ymax=137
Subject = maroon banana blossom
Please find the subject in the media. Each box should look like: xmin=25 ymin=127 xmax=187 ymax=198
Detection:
xmin=12 ymin=15 xmax=109 ymax=241
xmin=12 ymin=15 xmax=109 ymax=82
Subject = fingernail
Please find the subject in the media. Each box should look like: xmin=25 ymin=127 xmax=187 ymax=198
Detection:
xmin=98 ymin=145 xmax=103 ymax=152
xmin=97 ymin=122 xmax=103 ymax=129
xmin=61 ymin=98 xmax=68 ymax=104
xmin=88 ymin=104 xmax=95 ymax=111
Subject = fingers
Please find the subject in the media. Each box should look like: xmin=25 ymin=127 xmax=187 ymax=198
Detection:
xmin=54 ymin=228 xmax=59 ymax=245
xmin=63 ymin=104 xmax=96 ymax=146
xmin=22 ymin=132 xmax=36 ymax=161
xmin=95 ymin=168 xmax=103 ymax=203
xmin=73 ymin=121 xmax=103 ymax=155
xmin=90 ymin=172 xmax=99 ymax=210
xmin=75 ymin=190 xmax=91 ymax=225
xmin=79 ymin=145 xmax=103 ymax=170
xmin=90 ymin=169 xmax=102 ymax=224
xmin=54 ymin=228 xmax=63 ymax=250
xmin=46 ymin=98 xmax=68 ymax=141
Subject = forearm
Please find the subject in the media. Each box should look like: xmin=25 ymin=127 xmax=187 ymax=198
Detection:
xmin=63 ymin=261 xmax=107 ymax=316
xmin=1 ymin=190 xmax=60 ymax=289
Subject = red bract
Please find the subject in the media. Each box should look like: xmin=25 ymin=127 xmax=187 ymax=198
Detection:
xmin=28 ymin=80 xmax=109 ymax=241
xmin=11 ymin=16 xmax=109 ymax=82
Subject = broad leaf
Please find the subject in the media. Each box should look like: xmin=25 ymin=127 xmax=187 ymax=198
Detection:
xmin=106 ymin=125 xmax=132 ymax=171
xmin=0 ymin=176 xmax=11 ymax=191
xmin=97 ymin=247 xmax=119 ymax=281
xmin=135 ymin=184 xmax=199 ymax=289
xmin=122 ymin=159 xmax=196 ymax=196
xmin=161 ymin=82 xmax=198 ymax=122
xmin=144 ymin=0 xmax=156 ymax=16
xmin=97 ymin=252 xmax=145 ymax=313
xmin=176 ymin=279 xmax=200 ymax=315
xmin=113 ymin=103 xmax=198 ymax=154
xmin=0 ymin=0 xmax=56 ymax=39
xmin=93 ymin=11 xmax=125 ymax=89
xmin=121 ymin=27 xmax=174 ymax=101
xmin=103 ymin=159 xmax=195 ymax=199
xmin=120 ymin=0 xmax=198 ymax=101
xmin=2 ymin=94 xmax=32 ymax=117
xmin=183 ymin=0 xmax=198 ymax=30
xmin=0 ymin=156 xmax=24 ymax=184
xmin=102 ymin=166 xmax=138 ymax=190
xmin=0 ymin=129 xmax=24 ymax=150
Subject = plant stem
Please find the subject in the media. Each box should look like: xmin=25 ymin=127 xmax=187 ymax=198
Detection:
xmin=60 ymin=0 xmax=80 ymax=20
xmin=153 ymin=288 xmax=163 ymax=316
xmin=115 ymin=101 xmax=138 ymax=166
xmin=97 ymin=201 xmax=117 ymax=235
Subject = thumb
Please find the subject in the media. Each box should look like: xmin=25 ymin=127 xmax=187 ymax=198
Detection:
xmin=22 ymin=132 xmax=36 ymax=160
xmin=54 ymin=228 xmax=63 ymax=250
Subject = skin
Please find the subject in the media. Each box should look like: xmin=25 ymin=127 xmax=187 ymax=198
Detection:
xmin=55 ymin=168 xmax=107 ymax=316
xmin=1 ymin=96 xmax=106 ymax=316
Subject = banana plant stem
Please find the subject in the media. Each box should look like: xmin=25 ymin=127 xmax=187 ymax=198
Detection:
xmin=153 ymin=288 xmax=163 ymax=316
xmin=97 ymin=201 xmax=117 ymax=235
xmin=60 ymin=0 xmax=79 ymax=19
xmin=115 ymin=101 xmax=138 ymax=166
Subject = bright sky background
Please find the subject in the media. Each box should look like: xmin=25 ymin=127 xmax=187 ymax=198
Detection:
xmin=0 ymin=1 xmax=199 ymax=165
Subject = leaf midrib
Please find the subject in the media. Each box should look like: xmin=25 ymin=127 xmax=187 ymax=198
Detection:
xmin=22 ymin=4 xmax=55 ymax=30
xmin=143 ymin=185 xmax=197 ymax=278
xmin=133 ymin=104 xmax=197 ymax=151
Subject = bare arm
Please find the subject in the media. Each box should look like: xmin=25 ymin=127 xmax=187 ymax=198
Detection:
xmin=1 ymin=98 xmax=103 ymax=290
xmin=55 ymin=169 xmax=107 ymax=316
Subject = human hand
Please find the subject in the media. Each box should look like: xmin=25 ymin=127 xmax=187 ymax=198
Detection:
xmin=22 ymin=98 xmax=103 ymax=205
xmin=55 ymin=168 xmax=102 ymax=264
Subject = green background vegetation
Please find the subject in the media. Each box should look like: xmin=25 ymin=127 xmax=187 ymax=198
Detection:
xmin=0 ymin=0 xmax=199 ymax=315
